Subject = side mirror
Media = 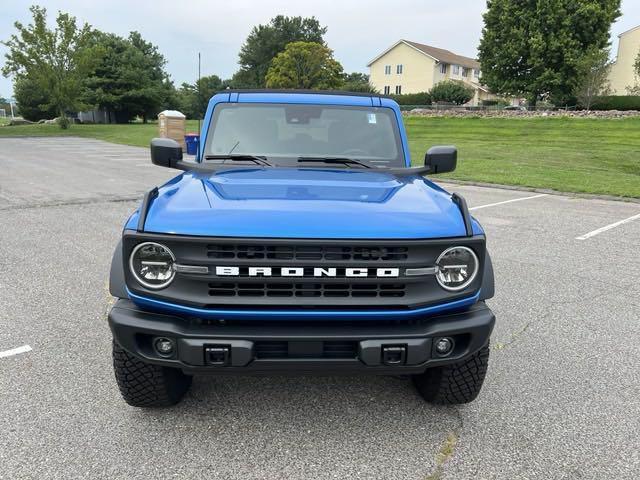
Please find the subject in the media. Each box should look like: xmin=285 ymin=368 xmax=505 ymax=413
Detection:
xmin=151 ymin=138 xmax=183 ymax=169
xmin=425 ymin=146 xmax=457 ymax=174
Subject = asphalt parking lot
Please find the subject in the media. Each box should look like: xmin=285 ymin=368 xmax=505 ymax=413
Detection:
xmin=1 ymin=137 xmax=639 ymax=479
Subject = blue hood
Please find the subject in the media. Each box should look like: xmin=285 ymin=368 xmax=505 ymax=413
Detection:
xmin=131 ymin=169 xmax=478 ymax=239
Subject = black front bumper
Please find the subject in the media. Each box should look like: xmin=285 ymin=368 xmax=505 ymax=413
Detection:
xmin=108 ymin=299 xmax=495 ymax=375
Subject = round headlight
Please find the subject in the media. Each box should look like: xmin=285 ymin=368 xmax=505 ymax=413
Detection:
xmin=129 ymin=242 xmax=176 ymax=289
xmin=435 ymin=246 xmax=479 ymax=291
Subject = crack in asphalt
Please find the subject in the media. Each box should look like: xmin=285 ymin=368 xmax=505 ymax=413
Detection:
xmin=424 ymin=408 xmax=464 ymax=480
xmin=493 ymin=321 xmax=532 ymax=350
xmin=0 ymin=194 xmax=142 ymax=211
xmin=492 ymin=285 xmax=618 ymax=353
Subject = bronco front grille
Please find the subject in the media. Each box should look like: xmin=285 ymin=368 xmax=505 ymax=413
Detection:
xmin=208 ymin=282 xmax=406 ymax=298
xmin=206 ymin=244 xmax=408 ymax=261
xmin=124 ymin=232 xmax=486 ymax=311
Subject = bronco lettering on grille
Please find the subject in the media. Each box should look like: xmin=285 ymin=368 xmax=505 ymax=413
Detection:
xmin=215 ymin=266 xmax=400 ymax=278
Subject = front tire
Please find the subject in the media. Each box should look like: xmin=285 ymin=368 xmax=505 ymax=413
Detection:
xmin=413 ymin=344 xmax=489 ymax=405
xmin=112 ymin=340 xmax=192 ymax=407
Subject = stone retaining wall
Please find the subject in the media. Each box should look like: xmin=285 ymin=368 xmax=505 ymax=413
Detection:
xmin=404 ymin=109 xmax=640 ymax=118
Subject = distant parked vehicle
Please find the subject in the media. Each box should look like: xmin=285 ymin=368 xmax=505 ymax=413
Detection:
xmin=503 ymin=105 xmax=527 ymax=111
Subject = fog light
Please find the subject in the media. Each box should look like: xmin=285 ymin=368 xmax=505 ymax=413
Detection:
xmin=154 ymin=337 xmax=174 ymax=356
xmin=435 ymin=337 xmax=454 ymax=356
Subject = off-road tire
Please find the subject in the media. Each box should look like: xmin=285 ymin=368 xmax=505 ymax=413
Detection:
xmin=112 ymin=340 xmax=192 ymax=407
xmin=413 ymin=344 xmax=489 ymax=405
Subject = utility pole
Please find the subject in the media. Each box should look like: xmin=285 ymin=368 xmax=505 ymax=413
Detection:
xmin=197 ymin=52 xmax=201 ymax=135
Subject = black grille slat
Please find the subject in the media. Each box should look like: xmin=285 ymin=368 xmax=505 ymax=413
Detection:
xmin=208 ymin=282 xmax=406 ymax=298
xmin=207 ymin=244 xmax=408 ymax=262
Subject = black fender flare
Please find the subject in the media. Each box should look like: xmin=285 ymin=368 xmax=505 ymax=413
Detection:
xmin=109 ymin=239 xmax=128 ymax=299
xmin=479 ymin=250 xmax=495 ymax=301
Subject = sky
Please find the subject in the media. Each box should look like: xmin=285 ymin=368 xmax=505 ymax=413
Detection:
xmin=1 ymin=0 xmax=639 ymax=100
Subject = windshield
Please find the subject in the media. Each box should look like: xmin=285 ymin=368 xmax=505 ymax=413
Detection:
xmin=204 ymin=103 xmax=404 ymax=168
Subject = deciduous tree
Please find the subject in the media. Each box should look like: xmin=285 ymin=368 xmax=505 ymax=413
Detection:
xmin=13 ymin=74 xmax=58 ymax=121
xmin=574 ymin=47 xmax=611 ymax=110
xmin=84 ymin=31 xmax=175 ymax=122
xmin=177 ymin=75 xmax=225 ymax=119
xmin=627 ymin=51 xmax=640 ymax=94
xmin=341 ymin=72 xmax=377 ymax=93
xmin=478 ymin=0 xmax=621 ymax=105
xmin=237 ymin=16 xmax=327 ymax=88
xmin=265 ymin=42 xmax=343 ymax=90
xmin=2 ymin=6 xmax=98 ymax=128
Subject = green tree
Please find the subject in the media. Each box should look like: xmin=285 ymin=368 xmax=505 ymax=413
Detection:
xmin=237 ymin=16 xmax=327 ymax=87
xmin=478 ymin=0 xmax=621 ymax=105
xmin=2 ymin=5 xmax=98 ymax=128
xmin=429 ymin=80 xmax=475 ymax=105
xmin=265 ymin=41 xmax=344 ymax=90
xmin=0 ymin=96 xmax=13 ymax=118
xmin=574 ymin=47 xmax=611 ymax=110
xmin=13 ymin=74 xmax=58 ymax=121
xmin=177 ymin=74 xmax=224 ymax=119
xmin=341 ymin=72 xmax=377 ymax=93
xmin=84 ymin=31 xmax=175 ymax=122
xmin=627 ymin=51 xmax=640 ymax=94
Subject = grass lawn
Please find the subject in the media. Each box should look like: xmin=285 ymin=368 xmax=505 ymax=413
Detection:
xmin=405 ymin=116 xmax=640 ymax=198
xmin=0 ymin=120 xmax=201 ymax=147
xmin=408 ymin=116 xmax=640 ymax=198
xmin=1 ymin=116 xmax=639 ymax=198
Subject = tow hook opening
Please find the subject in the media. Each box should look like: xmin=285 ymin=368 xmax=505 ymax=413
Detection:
xmin=205 ymin=345 xmax=231 ymax=366
xmin=381 ymin=345 xmax=407 ymax=366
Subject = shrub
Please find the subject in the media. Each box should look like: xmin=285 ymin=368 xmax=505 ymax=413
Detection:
xmin=388 ymin=91 xmax=432 ymax=105
xmin=589 ymin=96 xmax=640 ymax=111
xmin=13 ymin=75 xmax=58 ymax=121
xmin=482 ymin=98 xmax=510 ymax=107
xmin=429 ymin=80 xmax=475 ymax=105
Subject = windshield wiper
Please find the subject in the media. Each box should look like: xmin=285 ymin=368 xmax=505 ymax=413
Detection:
xmin=204 ymin=154 xmax=273 ymax=166
xmin=297 ymin=156 xmax=371 ymax=169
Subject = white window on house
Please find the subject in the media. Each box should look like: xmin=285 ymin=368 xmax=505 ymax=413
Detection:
xmin=440 ymin=63 xmax=447 ymax=74
xmin=384 ymin=86 xmax=391 ymax=95
xmin=396 ymin=64 xmax=403 ymax=74
xmin=395 ymin=85 xmax=402 ymax=95
xmin=453 ymin=65 xmax=460 ymax=75
xmin=384 ymin=65 xmax=391 ymax=75
xmin=474 ymin=69 xmax=480 ymax=78
xmin=462 ymin=68 xmax=469 ymax=77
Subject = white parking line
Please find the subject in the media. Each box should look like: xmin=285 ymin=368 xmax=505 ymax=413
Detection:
xmin=0 ymin=345 xmax=32 ymax=359
xmin=576 ymin=212 xmax=640 ymax=240
xmin=469 ymin=194 xmax=548 ymax=211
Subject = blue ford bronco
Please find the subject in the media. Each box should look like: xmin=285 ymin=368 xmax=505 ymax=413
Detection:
xmin=108 ymin=90 xmax=495 ymax=407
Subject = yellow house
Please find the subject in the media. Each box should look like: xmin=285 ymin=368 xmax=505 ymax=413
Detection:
xmin=608 ymin=25 xmax=640 ymax=94
xmin=367 ymin=39 xmax=495 ymax=106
